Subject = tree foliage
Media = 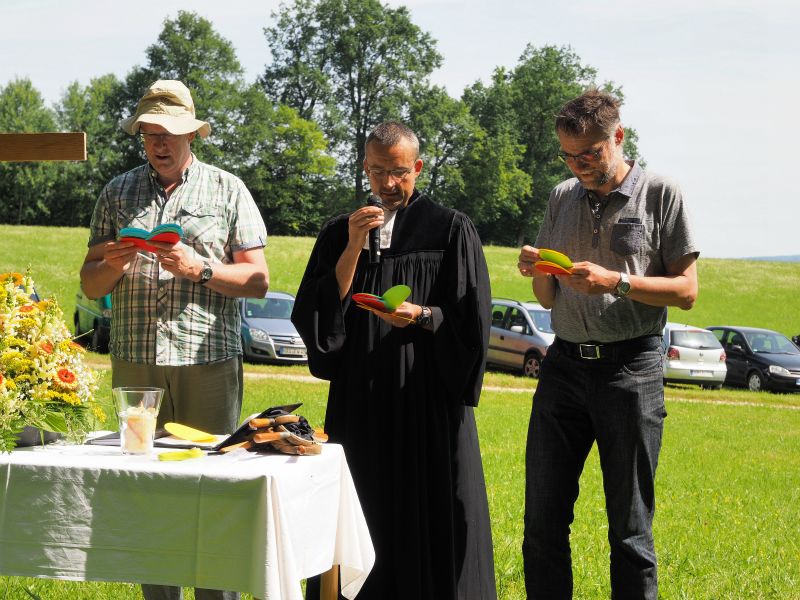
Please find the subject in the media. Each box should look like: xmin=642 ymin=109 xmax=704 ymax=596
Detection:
xmin=462 ymin=45 xmax=640 ymax=245
xmin=1 ymin=10 xmax=641 ymax=247
xmin=262 ymin=0 xmax=442 ymax=204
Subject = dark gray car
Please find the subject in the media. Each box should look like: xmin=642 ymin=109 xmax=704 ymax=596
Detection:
xmin=707 ymin=326 xmax=800 ymax=393
xmin=240 ymin=291 xmax=307 ymax=364
xmin=487 ymin=298 xmax=554 ymax=377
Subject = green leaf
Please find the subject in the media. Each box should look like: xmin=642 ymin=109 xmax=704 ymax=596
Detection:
xmin=41 ymin=412 xmax=68 ymax=433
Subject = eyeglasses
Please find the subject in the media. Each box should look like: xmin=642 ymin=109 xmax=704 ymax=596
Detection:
xmin=139 ymin=132 xmax=179 ymax=144
xmin=557 ymin=144 xmax=605 ymax=164
xmin=366 ymin=167 xmax=414 ymax=181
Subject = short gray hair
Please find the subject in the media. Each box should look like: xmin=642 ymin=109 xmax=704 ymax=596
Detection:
xmin=555 ymin=89 xmax=621 ymax=138
xmin=365 ymin=121 xmax=420 ymax=158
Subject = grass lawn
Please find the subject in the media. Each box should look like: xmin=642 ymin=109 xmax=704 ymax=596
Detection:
xmin=2 ymin=225 xmax=799 ymax=598
xmin=3 ymin=357 xmax=799 ymax=599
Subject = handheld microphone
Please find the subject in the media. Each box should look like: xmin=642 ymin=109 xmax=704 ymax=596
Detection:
xmin=367 ymin=194 xmax=383 ymax=264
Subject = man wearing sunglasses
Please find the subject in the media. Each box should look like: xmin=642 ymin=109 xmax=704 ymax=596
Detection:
xmin=517 ymin=90 xmax=699 ymax=599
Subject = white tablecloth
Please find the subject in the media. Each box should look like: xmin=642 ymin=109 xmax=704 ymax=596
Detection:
xmin=0 ymin=442 xmax=374 ymax=599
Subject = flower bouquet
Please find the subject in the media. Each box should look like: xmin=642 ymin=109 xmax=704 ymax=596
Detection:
xmin=0 ymin=272 xmax=103 ymax=452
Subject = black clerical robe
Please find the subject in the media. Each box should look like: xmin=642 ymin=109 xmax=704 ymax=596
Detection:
xmin=292 ymin=193 xmax=496 ymax=600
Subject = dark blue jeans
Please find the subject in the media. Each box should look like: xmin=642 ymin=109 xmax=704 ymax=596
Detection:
xmin=523 ymin=338 xmax=666 ymax=600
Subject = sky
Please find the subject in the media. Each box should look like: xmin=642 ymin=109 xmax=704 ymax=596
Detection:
xmin=2 ymin=0 xmax=798 ymax=258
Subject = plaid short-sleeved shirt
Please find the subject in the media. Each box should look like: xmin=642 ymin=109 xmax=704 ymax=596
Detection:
xmin=88 ymin=157 xmax=268 ymax=365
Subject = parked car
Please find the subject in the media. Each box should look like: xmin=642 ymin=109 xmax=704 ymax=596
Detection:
xmin=73 ymin=291 xmax=112 ymax=352
xmin=707 ymin=326 xmax=800 ymax=393
xmin=661 ymin=323 xmax=727 ymax=389
xmin=240 ymin=291 xmax=307 ymax=364
xmin=487 ymin=298 xmax=554 ymax=377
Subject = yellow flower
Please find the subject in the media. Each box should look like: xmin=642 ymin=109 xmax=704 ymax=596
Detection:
xmin=0 ymin=273 xmax=24 ymax=286
xmin=0 ymin=272 xmax=102 ymax=451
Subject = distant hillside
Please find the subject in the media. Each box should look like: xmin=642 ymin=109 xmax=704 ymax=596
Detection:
xmin=1 ymin=225 xmax=799 ymax=337
xmin=745 ymin=255 xmax=800 ymax=262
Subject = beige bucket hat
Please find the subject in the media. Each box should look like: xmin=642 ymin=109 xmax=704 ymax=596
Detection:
xmin=119 ymin=80 xmax=211 ymax=138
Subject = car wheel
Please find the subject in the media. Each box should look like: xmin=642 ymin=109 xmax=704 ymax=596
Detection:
xmin=747 ymin=370 xmax=765 ymax=392
xmin=91 ymin=322 xmax=109 ymax=353
xmin=522 ymin=353 xmax=541 ymax=378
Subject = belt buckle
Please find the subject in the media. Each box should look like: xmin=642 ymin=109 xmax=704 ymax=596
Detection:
xmin=579 ymin=344 xmax=601 ymax=360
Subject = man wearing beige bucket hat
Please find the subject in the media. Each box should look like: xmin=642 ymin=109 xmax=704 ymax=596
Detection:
xmin=80 ymin=80 xmax=268 ymax=600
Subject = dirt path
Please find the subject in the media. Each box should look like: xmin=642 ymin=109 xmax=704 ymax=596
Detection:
xmin=87 ymin=362 xmax=800 ymax=411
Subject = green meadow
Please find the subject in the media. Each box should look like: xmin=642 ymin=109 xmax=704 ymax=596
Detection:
xmin=2 ymin=225 xmax=800 ymax=599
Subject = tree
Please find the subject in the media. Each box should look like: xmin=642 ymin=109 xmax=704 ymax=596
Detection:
xmin=262 ymin=0 xmax=442 ymax=204
xmin=51 ymin=74 xmax=128 ymax=226
xmin=0 ymin=79 xmax=58 ymax=224
xmin=115 ymin=11 xmax=335 ymax=234
xmin=406 ymin=85 xmax=476 ymax=203
xmin=464 ymin=45 xmax=641 ymax=245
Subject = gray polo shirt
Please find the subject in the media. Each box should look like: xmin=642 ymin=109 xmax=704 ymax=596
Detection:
xmin=535 ymin=161 xmax=698 ymax=343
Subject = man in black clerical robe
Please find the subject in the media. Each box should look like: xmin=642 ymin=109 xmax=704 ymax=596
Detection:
xmin=292 ymin=121 xmax=496 ymax=600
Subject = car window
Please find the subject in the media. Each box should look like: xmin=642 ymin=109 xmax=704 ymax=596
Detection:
xmin=491 ymin=305 xmax=508 ymax=328
xmin=528 ymin=309 xmax=553 ymax=334
xmin=246 ymin=298 xmax=294 ymax=319
xmin=710 ymin=329 xmax=725 ymax=343
xmin=728 ymin=332 xmax=746 ymax=348
xmin=745 ymin=331 xmax=799 ymax=354
xmin=670 ymin=330 xmax=721 ymax=350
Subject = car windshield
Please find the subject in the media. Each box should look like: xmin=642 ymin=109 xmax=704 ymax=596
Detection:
xmin=744 ymin=331 xmax=799 ymax=354
xmin=245 ymin=297 xmax=294 ymax=320
xmin=671 ymin=330 xmax=721 ymax=350
xmin=528 ymin=309 xmax=553 ymax=333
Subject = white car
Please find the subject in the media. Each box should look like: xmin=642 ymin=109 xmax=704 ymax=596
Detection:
xmin=662 ymin=322 xmax=727 ymax=389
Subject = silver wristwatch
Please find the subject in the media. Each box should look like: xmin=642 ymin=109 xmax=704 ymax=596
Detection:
xmin=416 ymin=306 xmax=432 ymax=328
xmin=614 ymin=271 xmax=631 ymax=297
xmin=198 ymin=261 xmax=213 ymax=285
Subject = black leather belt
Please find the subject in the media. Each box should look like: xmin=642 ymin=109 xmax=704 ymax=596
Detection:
xmin=554 ymin=335 xmax=661 ymax=361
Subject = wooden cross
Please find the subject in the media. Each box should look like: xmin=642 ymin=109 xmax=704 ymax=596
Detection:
xmin=0 ymin=132 xmax=86 ymax=162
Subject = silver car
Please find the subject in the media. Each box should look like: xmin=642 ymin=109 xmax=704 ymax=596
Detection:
xmin=487 ymin=299 xmax=554 ymax=377
xmin=662 ymin=322 xmax=727 ymax=389
xmin=240 ymin=291 xmax=307 ymax=363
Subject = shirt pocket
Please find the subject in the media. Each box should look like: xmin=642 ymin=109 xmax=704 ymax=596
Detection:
xmin=610 ymin=222 xmax=644 ymax=256
xmin=176 ymin=203 xmax=224 ymax=250
xmin=117 ymin=206 xmax=152 ymax=231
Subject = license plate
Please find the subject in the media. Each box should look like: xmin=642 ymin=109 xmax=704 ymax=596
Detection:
xmin=280 ymin=347 xmax=306 ymax=356
xmin=689 ymin=370 xmax=712 ymax=377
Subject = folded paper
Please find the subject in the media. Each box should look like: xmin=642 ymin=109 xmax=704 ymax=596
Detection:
xmin=119 ymin=223 xmax=183 ymax=253
xmin=535 ymin=249 xmax=573 ymax=275
xmin=352 ymin=284 xmax=412 ymax=313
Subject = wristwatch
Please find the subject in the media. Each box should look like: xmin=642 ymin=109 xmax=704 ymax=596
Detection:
xmin=416 ymin=306 xmax=432 ymax=328
xmin=198 ymin=261 xmax=213 ymax=285
xmin=614 ymin=271 xmax=631 ymax=298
